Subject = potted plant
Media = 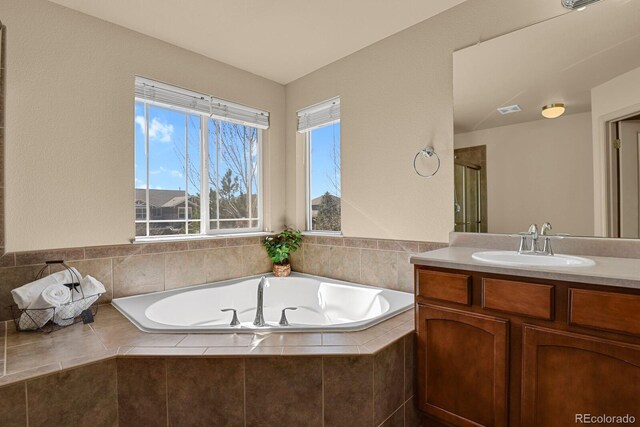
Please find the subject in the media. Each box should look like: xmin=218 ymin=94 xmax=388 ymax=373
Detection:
xmin=263 ymin=227 xmax=302 ymax=277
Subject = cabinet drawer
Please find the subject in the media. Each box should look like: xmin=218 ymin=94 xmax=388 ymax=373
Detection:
xmin=482 ymin=278 xmax=554 ymax=320
xmin=416 ymin=269 xmax=471 ymax=305
xmin=569 ymin=289 xmax=640 ymax=336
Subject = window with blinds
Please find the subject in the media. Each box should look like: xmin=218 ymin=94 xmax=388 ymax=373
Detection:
xmin=298 ymin=98 xmax=342 ymax=232
xmin=134 ymin=77 xmax=268 ymax=239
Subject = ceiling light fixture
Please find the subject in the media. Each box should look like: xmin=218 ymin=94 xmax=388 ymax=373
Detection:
xmin=542 ymin=103 xmax=566 ymax=119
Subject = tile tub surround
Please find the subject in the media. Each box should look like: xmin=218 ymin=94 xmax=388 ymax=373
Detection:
xmin=0 ymin=307 xmax=418 ymax=427
xmin=291 ymin=235 xmax=447 ymax=293
xmin=0 ymin=236 xmax=272 ymax=321
xmin=0 ymin=235 xmax=444 ymax=322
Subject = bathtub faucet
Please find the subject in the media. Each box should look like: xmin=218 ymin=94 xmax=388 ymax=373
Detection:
xmin=253 ymin=276 xmax=268 ymax=327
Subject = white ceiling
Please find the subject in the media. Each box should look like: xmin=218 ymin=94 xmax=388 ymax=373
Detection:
xmin=454 ymin=0 xmax=640 ymax=133
xmin=47 ymin=0 xmax=466 ymax=84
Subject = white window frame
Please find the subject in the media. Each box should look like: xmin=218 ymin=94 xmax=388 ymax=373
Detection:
xmin=304 ymin=122 xmax=342 ymax=234
xmin=135 ymin=99 xmax=264 ymax=239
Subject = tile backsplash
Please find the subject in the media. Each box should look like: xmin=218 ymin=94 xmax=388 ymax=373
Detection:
xmin=0 ymin=234 xmax=446 ymax=321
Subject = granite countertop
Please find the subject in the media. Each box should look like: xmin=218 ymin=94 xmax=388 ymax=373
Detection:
xmin=411 ymin=247 xmax=640 ymax=290
xmin=0 ymin=304 xmax=414 ymax=387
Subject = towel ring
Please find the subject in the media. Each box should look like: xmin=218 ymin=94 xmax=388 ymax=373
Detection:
xmin=413 ymin=147 xmax=440 ymax=178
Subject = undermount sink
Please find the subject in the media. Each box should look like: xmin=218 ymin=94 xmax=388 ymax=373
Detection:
xmin=471 ymin=251 xmax=595 ymax=267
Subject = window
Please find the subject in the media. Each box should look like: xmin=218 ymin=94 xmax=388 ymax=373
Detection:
xmin=298 ymin=98 xmax=341 ymax=232
xmin=134 ymin=77 xmax=268 ymax=238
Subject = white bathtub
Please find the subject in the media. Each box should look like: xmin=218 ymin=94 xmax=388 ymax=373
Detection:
xmin=112 ymin=273 xmax=413 ymax=333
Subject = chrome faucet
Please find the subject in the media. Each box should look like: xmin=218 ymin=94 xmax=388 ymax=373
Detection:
xmin=253 ymin=276 xmax=268 ymax=327
xmin=541 ymin=222 xmax=554 ymax=255
xmin=528 ymin=223 xmax=540 ymax=253
xmin=516 ymin=222 xmax=560 ymax=255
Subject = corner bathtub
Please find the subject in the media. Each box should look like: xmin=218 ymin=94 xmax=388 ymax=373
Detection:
xmin=112 ymin=273 xmax=413 ymax=333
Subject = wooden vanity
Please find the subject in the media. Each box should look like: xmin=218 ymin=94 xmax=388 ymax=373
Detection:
xmin=413 ymin=264 xmax=640 ymax=427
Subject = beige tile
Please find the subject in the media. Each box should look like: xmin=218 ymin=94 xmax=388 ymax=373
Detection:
xmin=27 ymin=360 xmax=117 ymax=426
xmin=0 ymin=252 xmax=15 ymax=268
xmin=418 ymin=241 xmax=448 ymax=253
xmin=60 ymin=349 xmax=117 ymax=370
xmin=139 ymin=241 xmax=188 ymax=254
xmin=314 ymin=236 xmax=344 ymax=246
xmin=282 ymin=345 xmax=358 ymax=355
xmin=6 ymin=331 xmax=106 ymax=375
xmin=324 ymin=355 xmax=374 ymax=427
xmin=374 ymin=339 xmax=405 ymax=425
xmin=289 ymin=244 xmax=304 ymax=271
xmin=0 ymin=363 xmax=61 ymax=387
xmin=344 ymin=238 xmax=378 ymax=249
xmin=396 ymin=252 xmax=415 ymax=293
xmin=377 ymin=240 xmax=420 ymax=253
xmin=203 ymin=246 xmax=243 ymax=282
xmin=242 ymin=244 xmax=272 ymax=276
xmin=52 ymin=258 xmax=114 ymax=303
xmin=187 ymin=238 xmax=226 ymax=250
xmin=178 ymin=333 xmax=253 ymax=347
xmin=361 ymin=249 xmax=398 ymax=289
xmin=167 ymin=358 xmax=244 ymax=426
xmin=245 ymin=357 xmax=322 ymax=426
xmin=204 ymin=346 xmax=283 ymax=356
xmin=0 ymin=265 xmax=48 ymax=321
xmin=125 ymin=346 xmax=205 ymax=356
xmin=250 ymin=332 xmax=322 ymax=347
xmin=405 ymin=334 xmax=416 ymax=400
xmin=112 ymin=253 xmax=164 ymax=298
xmin=117 ymin=358 xmax=166 ymax=426
xmin=90 ymin=304 xmax=131 ymax=330
xmin=323 ymin=322 xmax=393 ymax=347
xmin=6 ymin=319 xmax=94 ymax=348
xmin=85 ymin=244 xmax=143 ymax=259
xmin=226 ymin=236 xmax=261 ymax=246
xmin=379 ymin=406 xmax=404 ymax=427
xmin=0 ymin=382 xmax=27 ymax=427
xmin=363 ymin=330 xmax=410 ymax=354
xmin=14 ymin=247 xmax=84 ymax=267
xmin=304 ymin=244 xmax=361 ymax=283
xmin=93 ymin=322 xmax=185 ymax=349
xmin=164 ymin=250 xmax=207 ymax=290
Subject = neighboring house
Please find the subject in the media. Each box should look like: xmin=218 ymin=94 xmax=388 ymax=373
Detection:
xmin=135 ymin=189 xmax=199 ymax=233
xmin=310 ymin=194 xmax=340 ymax=218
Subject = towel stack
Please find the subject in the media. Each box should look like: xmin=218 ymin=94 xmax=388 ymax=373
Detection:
xmin=11 ymin=269 xmax=106 ymax=330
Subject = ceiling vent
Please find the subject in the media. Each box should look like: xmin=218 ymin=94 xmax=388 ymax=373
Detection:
xmin=561 ymin=0 xmax=603 ymax=10
xmin=497 ymin=104 xmax=522 ymax=115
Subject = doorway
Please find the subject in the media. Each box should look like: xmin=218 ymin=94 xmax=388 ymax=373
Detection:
xmin=454 ymin=146 xmax=487 ymax=233
xmin=607 ymin=114 xmax=640 ymax=238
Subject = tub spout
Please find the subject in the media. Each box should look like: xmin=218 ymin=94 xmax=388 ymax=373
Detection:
xmin=253 ymin=276 xmax=268 ymax=327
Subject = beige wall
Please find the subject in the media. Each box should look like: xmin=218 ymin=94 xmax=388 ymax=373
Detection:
xmin=455 ymin=112 xmax=594 ymax=236
xmin=1 ymin=0 xmax=286 ymax=252
xmin=284 ymin=0 xmax=564 ymax=243
xmin=591 ymin=66 xmax=640 ymax=235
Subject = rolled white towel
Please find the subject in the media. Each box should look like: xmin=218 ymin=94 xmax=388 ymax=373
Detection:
xmin=57 ymin=275 xmax=106 ymax=323
xmin=19 ymin=283 xmax=72 ymax=330
xmin=11 ymin=268 xmax=81 ymax=309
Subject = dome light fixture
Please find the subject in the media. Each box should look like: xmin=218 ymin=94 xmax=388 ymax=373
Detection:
xmin=542 ymin=103 xmax=566 ymax=119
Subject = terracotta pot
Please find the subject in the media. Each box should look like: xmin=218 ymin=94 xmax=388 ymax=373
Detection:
xmin=272 ymin=263 xmax=291 ymax=277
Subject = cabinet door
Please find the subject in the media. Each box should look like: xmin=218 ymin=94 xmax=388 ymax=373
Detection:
xmin=522 ymin=325 xmax=640 ymax=426
xmin=417 ymin=304 xmax=509 ymax=427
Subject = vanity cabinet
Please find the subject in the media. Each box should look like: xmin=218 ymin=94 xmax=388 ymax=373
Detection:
xmin=414 ymin=266 xmax=640 ymax=427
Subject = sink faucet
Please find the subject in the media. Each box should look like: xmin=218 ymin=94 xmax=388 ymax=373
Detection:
xmin=253 ymin=276 xmax=268 ymax=327
xmin=541 ymin=222 xmax=554 ymax=255
xmin=516 ymin=222 xmax=560 ymax=255
xmin=527 ymin=223 xmax=540 ymax=253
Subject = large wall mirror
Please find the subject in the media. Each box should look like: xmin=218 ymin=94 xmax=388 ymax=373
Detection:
xmin=453 ymin=0 xmax=640 ymax=238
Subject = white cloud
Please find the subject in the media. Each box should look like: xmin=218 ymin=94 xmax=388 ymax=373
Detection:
xmin=135 ymin=116 xmax=174 ymax=143
xmin=170 ymin=170 xmax=183 ymax=178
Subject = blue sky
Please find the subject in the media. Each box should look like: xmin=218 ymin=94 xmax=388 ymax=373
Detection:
xmin=135 ymin=102 xmax=341 ymax=200
xmin=310 ymin=122 xmax=341 ymax=199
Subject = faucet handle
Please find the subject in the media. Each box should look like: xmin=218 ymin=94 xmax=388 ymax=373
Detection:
xmin=221 ymin=308 xmax=241 ymax=326
xmin=279 ymin=307 xmax=298 ymax=326
xmin=541 ymin=222 xmax=552 ymax=236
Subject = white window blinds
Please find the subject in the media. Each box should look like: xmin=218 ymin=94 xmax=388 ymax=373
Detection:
xmin=297 ymin=97 xmax=340 ymax=132
xmin=134 ymin=77 xmax=270 ymax=129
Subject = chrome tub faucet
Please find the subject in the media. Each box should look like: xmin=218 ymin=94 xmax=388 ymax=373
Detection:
xmin=253 ymin=276 xmax=268 ymax=327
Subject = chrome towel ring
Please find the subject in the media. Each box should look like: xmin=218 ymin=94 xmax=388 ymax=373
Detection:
xmin=413 ymin=146 xmax=440 ymax=178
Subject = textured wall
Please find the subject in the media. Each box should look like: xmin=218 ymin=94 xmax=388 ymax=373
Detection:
xmin=0 ymin=0 xmax=286 ymax=252
xmin=284 ymin=0 xmax=566 ymax=242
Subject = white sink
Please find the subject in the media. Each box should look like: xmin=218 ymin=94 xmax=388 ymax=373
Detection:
xmin=472 ymin=251 xmax=595 ymax=267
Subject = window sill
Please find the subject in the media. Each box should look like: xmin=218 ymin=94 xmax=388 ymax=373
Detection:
xmin=133 ymin=231 xmax=272 ymax=244
xmin=302 ymin=231 xmax=343 ymax=237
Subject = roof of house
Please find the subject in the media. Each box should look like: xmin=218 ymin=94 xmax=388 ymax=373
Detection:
xmin=135 ymin=189 xmax=190 ymax=208
xmin=311 ymin=194 xmax=340 ymax=208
